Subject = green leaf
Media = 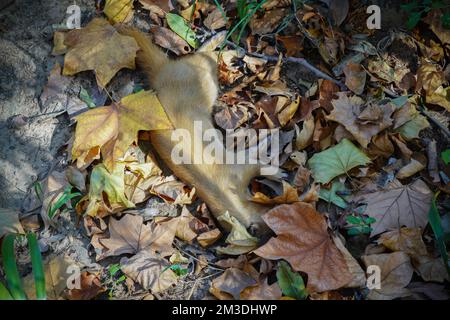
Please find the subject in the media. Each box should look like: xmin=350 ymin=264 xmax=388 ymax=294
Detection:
xmin=1 ymin=234 xmax=26 ymax=300
xmin=390 ymin=95 xmax=409 ymax=108
xmin=428 ymin=193 xmax=450 ymax=278
xmin=396 ymin=113 xmax=429 ymax=140
xmin=276 ymin=261 xmax=307 ymax=300
xmin=307 ymin=139 xmax=371 ymax=184
xmin=406 ymin=11 xmax=423 ymax=29
xmin=401 ymin=1 xmax=419 ymax=12
xmin=442 ymin=13 xmax=450 ymax=29
xmin=109 ymin=264 xmax=121 ymax=277
xmin=166 ymin=13 xmax=199 ymax=48
xmin=27 ymin=233 xmax=46 ymax=300
xmin=79 ymin=87 xmax=96 ymax=109
xmin=319 ymin=180 xmax=348 ymax=209
xmin=443 ymin=149 xmax=450 ymax=165
xmin=346 ymin=215 xmax=362 ymax=225
xmin=0 ymin=282 xmax=13 ymax=300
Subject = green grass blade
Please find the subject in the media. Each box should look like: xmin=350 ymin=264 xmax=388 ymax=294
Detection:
xmin=428 ymin=192 xmax=450 ymax=277
xmin=1 ymin=234 xmax=26 ymax=300
xmin=27 ymin=233 xmax=46 ymax=300
xmin=48 ymin=187 xmax=82 ymax=219
xmin=0 ymin=282 xmax=13 ymax=300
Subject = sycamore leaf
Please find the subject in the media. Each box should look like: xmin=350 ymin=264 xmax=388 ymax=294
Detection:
xmin=254 ymin=202 xmax=352 ymax=292
xmin=66 ymin=272 xmax=105 ymax=300
xmin=378 ymin=228 xmax=428 ymax=257
xmin=319 ymin=180 xmax=348 ymax=209
xmin=63 ymin=18 xmax=139 ymax=87
xmin=72 ymin=90 xmax=172 ymax=170
xmin=120 ymin=251 xmax=177 ymax=293
xmin=216 ymin=212 xmax=259 ymax=255
xmin=326 ymin=93 xmax=395 ymax=148
xmin=210 ymin=268 xmax=257 ymax=300
xmin=276 ymin=261 xmax=308 ymax=299
xmin=362 ymin=252 xmax=413 ymax=300
xmin=86 ymin=163 xmax=135 ymax=218
xmin=166 ymin=13 xmax=199 ymax=48
xmin=355 ymin=179 xmax=432 ymax=237
xmin=98 ymin=214 xmax=178 ymax=259
xmin=307 ymin=138 xmax=370 ymax=184
xmin=99 ymin=214 xmax=153 ymax=259
xmin=396 ymin=113 xmax=429 ymax=140
xmin=104 ymin=0 xmax=134 ymax=24
xmin=240 ymin=278 xmax=282 ymax=300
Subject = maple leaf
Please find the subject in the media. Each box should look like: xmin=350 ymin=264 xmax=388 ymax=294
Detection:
xmin=362 ymin=252 xmax=413 ymax=300
xmin=326 ymin=93 xmax=395 ymax=148
xmin=63 ymin=18 xmax=139 ymax=87
xmin=210 ymin=268 xmax=257 ymax=300
xmin=72 ymin=90 xmax=172 ymax=170
xmin=254 ymin=202 xmax=352 ymax=292
xmin=120 ymin=251 xmax=178 ymax=293
xmin=354 ymin=179 xmax=432 ymax=237
xmin=104 ymin=0 xmax=134 ymax=24
xmin=307 ymin=138 xmax=370 ymax=184
xmin=86 ymin=163 xmax=135 ymax=218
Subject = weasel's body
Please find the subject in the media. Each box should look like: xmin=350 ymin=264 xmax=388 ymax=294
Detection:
xmin=124 ymin=29 xmax=267 ymax=232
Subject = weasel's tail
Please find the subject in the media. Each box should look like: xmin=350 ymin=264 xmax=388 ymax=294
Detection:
xmin=117 ymin=26 xmax=168 ymax=77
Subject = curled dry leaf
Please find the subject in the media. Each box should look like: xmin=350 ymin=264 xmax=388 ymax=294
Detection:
xmin=354 ymin=179 xmax=432 ymax=237
xmin=254 ymin=202 xmax=352 ymax=292
xmin=120 ymin=251 xmax=177 ymax=293
xmin=362 ymin=252 xmax=414 ymax=300
xmin=396 ymin=157 xmax=426 ymax=179
xmin=216 ymin=211 xmax=258 ymax=255
xmin=197 ymin=228 xmax=222 ymax=247
xmin=66 ymin=272 xmax=105 ymax=300
xmin=63 ymin=18 xmax=139 ymax=87
xmin=251 ymin=180 xmax=299 ymax=205
xmin=210 ymin=268 xmax=257 ymax=300
xmin=151 ymin=26 xmax=191 ymax=56
xmin=326 ymin=93 xmax=395 ymax=148
xmin=343 ymin=63 xmax=366 ymax=95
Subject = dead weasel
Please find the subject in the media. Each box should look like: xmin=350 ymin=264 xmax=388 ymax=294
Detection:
xmin=120 ymin=28 xmax=268 ymax=233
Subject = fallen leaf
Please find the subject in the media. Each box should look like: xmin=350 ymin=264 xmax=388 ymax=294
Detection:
xmin=216 ymin=212 xmax=258 ymax=255
xmin=355 ymin=179 xmax=432 ymax=237
xmin=254 ymin=202 xmax=352 ymax=292
xmin=276 ymin=260 xmax=307 ymax=299
xmin=104 ymin=0 xmax=134 ymax=24
xmin=249 ymin=8 xmax=287 ymax=35
xmin=66 ymin=272 xmax=105 ymax=300
xmin=204 ymin=7 xmax=227 ymax=30
xmin=362 ymin=252 xmax=413 ymax=300
xmin=413 ymin=255 xmax=450 ymax=283
xmin=120 ymin=251 xmax=177 ymax=293
xmin=63 ymin=18 xmax=139 ymax=87
xmin=85 ymin=163 xmax=135 ymax=218
xmin=396 ymin=158 xmax=426 ymax=179
xmin=72 ymin=90 xmax=172 ymax=170
xmin=251 ymin=180 xmax=299 ymax=205
xmin=99 ymin=214 xmax=153 ymax=259
xmin=40 ymin=63 xmax=71 ymax=107
xmin=151 ymin=26 xmax=191 ymax=56
xmin=210 ymin=268 xmax=257 ymax=300
xmin=276 ymin=35 xmax=303 ymax=57
xmin=197 ymin=228 xmax=221 ymax=247
xmin=343 ymin=63 xmax=366 ymax=95
xmin=396 ymin=113 xmax=429 ymax=140
xmin=326 ymin=93 xmax=395 ymax=148
xmin=240 ymin=278 xmax=282 ymax=300
xmin=378 ymin=228 xmax=427 ymax=256
xmin=307 ymin=138 xmax=371 ymax=184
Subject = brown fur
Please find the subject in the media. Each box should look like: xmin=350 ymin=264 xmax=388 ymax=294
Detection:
xmin=121 ymin=28 xmax=267 ymax=232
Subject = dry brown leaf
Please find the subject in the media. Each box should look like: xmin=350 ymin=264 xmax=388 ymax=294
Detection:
xmin=0 ymin=208 xmax=24 ymax=238
xmin=52 ymin=31 xmax=68 ymax=55
xmin=63 ymin=18 xmax=139 ymax=87
xmin=40 ymin=63 xmax=71 ymax=106
xmin=197 ymin=228 xmax=222 ymax=247
xmin=240 ymin=278 xmax=282 ymax=300
xmin=362 ymin=252 xmax=413 ymax=300
xmin=413 ymin=255 xmax=450 ymax=283
xmin=249 ymin=8 xmax=287 ymax=35
xmin=139 ymin=0 xmax=172 ymax=12
xmin=204 ymin=7 xmax=227 ymax=30
xmin=120 ymin=251 xmax=177 ymax=293
xmin=378 ymin=228 xmax=427 ymax=257
xmin=66 ymin=272 xmax=105 ymax=300
xmin=355 ymin=179 xmax=432 ymax=237
xmin=104 ymin=0 xmax=134 ymax=24
xmin=251 ymin=180 xmax=299 ymax=205
xmin=151 ymin=26 xmax=191 ymax=56
xmin=319 ymin=80 xmax=339 ymax=112
xmin=368 ymin=133 xmax=394 ymax=158
xmin=210 ymin=268 xmax=257 ymax=300
xmin=214 ymin=105 xmax=248 ymax=130
xmin=254 ymin=202 xmax=352 ymax=292
xmin=396 ymin=158 xmax=426 ymax=179
xmin=327 ymin=93 xmax=395 ymax=148
xmin=333 ymin=235 xmax=366 ymax=288
xmin=343 ymin=63 xmax=366 ymax=95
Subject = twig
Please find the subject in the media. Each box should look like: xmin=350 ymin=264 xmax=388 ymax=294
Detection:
xmin=173 ymin=241 xmax=225 ymax=272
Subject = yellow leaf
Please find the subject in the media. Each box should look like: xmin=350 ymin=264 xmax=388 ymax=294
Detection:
xmin=72 ymin=90 xmax=172 ymax=170
xmin=63 ymin=18 xmax=139 ymax=87
xmin=104 ymin=0 xmax=134 ymax=24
